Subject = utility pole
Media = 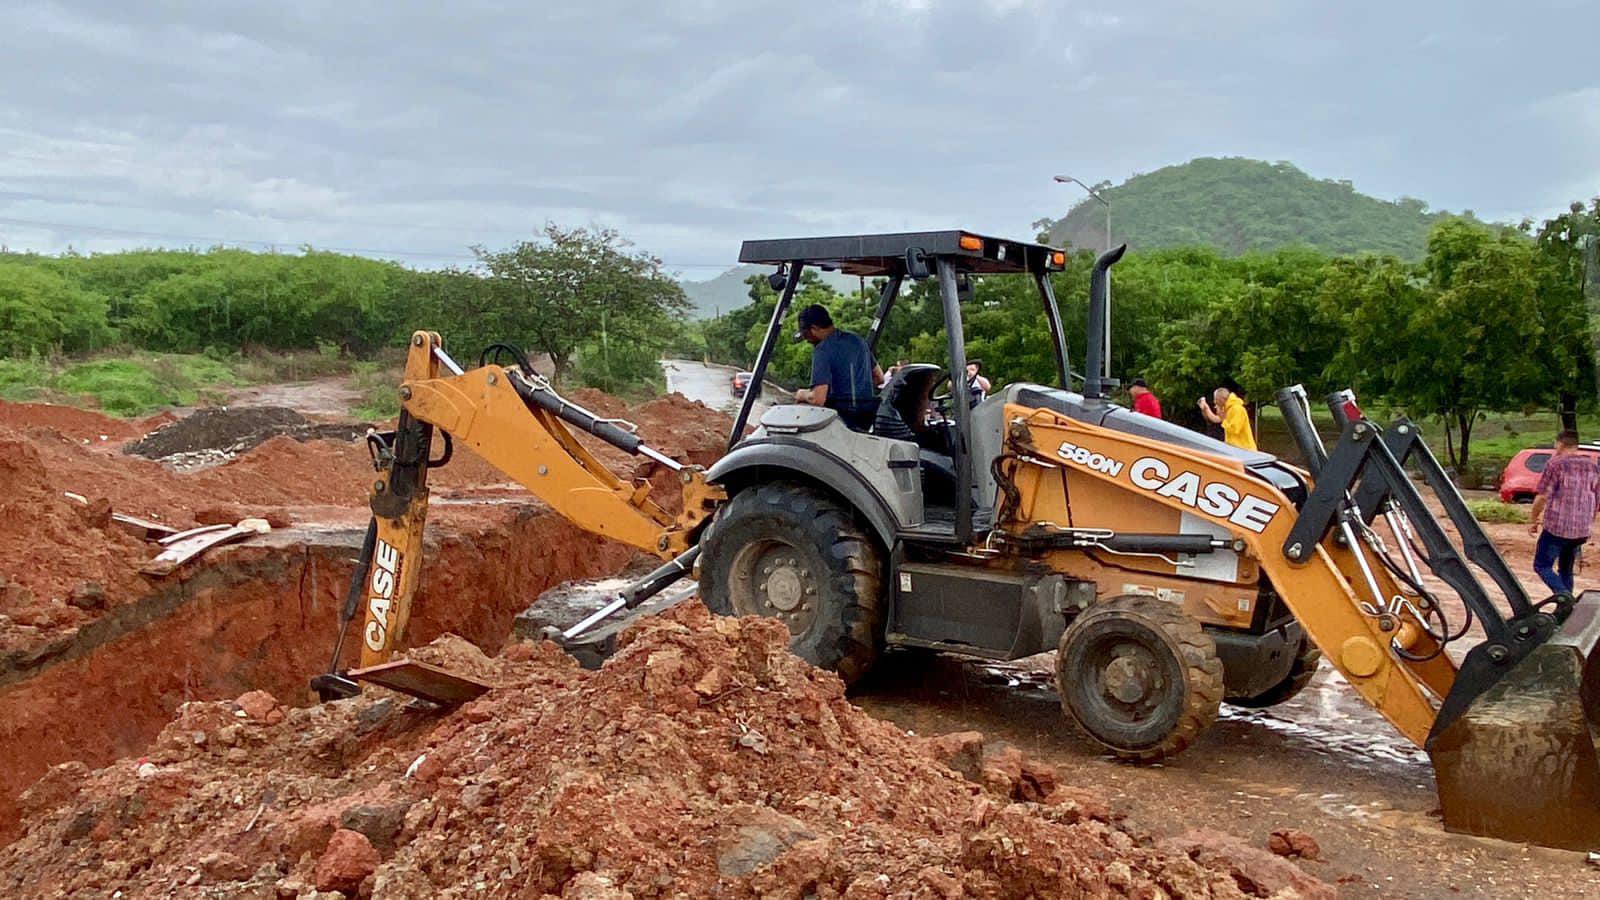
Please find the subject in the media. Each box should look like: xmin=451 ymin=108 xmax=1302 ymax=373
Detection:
xmin=1054 ymin=174 xmax=1112 ymax=383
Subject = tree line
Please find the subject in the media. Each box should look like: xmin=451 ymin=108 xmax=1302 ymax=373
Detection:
xmin=0 ymin=224 xmax=694 ymax=394
xmin=4 ymin=200 xmax=1596 ymax=469
xmin=706 ymin=201 xmax=1600 ymax=471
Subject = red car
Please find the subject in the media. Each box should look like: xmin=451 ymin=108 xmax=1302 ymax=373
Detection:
xmin=1498 ymin=445 xmax=1600 ymax=502
xmin=730 ymin=371 xmax=754 ymax=395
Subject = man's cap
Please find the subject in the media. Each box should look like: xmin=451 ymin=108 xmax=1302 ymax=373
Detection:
xmin=794 ymin=304 xmax=832 ymax=338
xmin=1130 ymin=377 xmax=1147 ymax=388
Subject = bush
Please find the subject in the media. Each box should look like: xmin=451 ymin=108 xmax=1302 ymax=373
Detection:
xmin=572 ymin=338 xmax=664 ymax=398
xmin=0 ymin=357 xmax=52 ymax=402
xmin=1466 ymin=499 xmax=1529 ymax=524
xmin=350 ymin=360 xmax=402 ymax=421
xmin=52 ymin=354 xmax=241 ymax=416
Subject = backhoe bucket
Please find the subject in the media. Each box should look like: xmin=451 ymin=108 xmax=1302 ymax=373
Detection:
xmin=1428 ymin=591 xmax=1600 ymax=849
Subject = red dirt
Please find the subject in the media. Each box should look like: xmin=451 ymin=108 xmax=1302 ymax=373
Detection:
xmin=0 ymin=400 xmax=154 ymax=443
xmin=0 ymin=388 xmax=731 ymax=850
xmin=0 ymin=392 xmax=732 ymax=654
xmin=0 ymin=603 xmax=1298 ymax=898
xmin=0 ymin=509 xmax=633 ymax=842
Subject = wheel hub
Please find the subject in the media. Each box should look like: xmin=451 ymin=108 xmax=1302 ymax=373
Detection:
xmin=764 ymin=561 xmax=805 ymax=612
xmin=1102 ymin=654 xmax=1153 ymax=704
xmin=729 ymin=541 xmax=820 ymax=634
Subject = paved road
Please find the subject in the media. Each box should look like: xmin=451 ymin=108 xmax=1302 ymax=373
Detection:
xmin=660 ymin=358 xmax=776 ymax=421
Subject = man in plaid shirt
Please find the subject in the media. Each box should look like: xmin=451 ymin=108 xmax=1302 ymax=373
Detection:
xmin=1529 ymin=431 xmax=1600 ymax=596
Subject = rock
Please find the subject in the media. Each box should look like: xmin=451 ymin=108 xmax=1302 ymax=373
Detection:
xmin=563 ymin=871 xmax=632 ymax=899
xmin=692 ymin=663 xmax=731 ymax=698
xmin=716 ymin=805 xmax=817 ymax=877
xmin=234 ymin=690 xmax=284 ymax=723
xmin=642 ymin=647 xmax=689 ymax=696
xmin=314 ymin=829 xmax=380 ymax=895
xmin=196 ymin=505 xmax=292 ymax=529
xmin=198 ymin=850 xmax=252 ymax=882
xmin=19 ymin=760 xmax=90 ymax=820
xmin=66 ymin=582 xmax=107 ymax=611
xmin=339 ymin=802 xmax=411 ymax=853
xmin=1267 ymin=828 xmax=1322 ymax=860
xmin=75 ymin=497 xmax=113 ymax=529
xmin=353 ymin=698 xmax=396 ymax=735
xmin=927 ymin=731 xmax=985 ymax=782
xmin=1165 ymin=828 xmax=1333 ymax=900
xmin=976 ymin=747 xmax=1058 ymax=803
xmin=61 ymin=807 xmax=99 ymax=844
xmin=1040 ymin=786 xmax=1115 ymax=824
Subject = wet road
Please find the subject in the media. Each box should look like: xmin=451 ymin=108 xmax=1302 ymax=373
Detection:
xmin=661 ymin=358 xmax=776 ymax=420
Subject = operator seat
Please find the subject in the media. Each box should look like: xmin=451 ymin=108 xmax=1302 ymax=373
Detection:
xmin=872 ymin=364 xmax=959 ymax=507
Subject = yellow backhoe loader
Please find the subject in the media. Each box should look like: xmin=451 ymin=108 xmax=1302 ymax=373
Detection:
xmin=312 ymin=231 xmax=1600 ymax=850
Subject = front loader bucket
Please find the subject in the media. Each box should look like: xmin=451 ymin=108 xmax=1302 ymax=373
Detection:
xmin=1428 ymin=591 xmax=1600 ymax=849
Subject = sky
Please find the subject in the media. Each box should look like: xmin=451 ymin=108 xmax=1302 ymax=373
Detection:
xmin=1 ymin=0 xmax=1595 ymax=278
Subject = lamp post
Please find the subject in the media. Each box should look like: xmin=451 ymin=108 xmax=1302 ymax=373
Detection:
xmin=1055 ymin=174 xmax=1112 ymax=387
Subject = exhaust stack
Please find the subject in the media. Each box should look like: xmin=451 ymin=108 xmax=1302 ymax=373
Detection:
xmin=1084 ymin=243 xmax=1127 ymax=399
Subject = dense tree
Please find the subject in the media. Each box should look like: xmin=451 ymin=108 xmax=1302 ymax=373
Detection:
xmin=472 ymin=225 xmax=688 ymax=377
xmin=1532 ymin=199 xmax=1600 ymax=429
xmin=0 ymin=262 xmax=112 ymax=356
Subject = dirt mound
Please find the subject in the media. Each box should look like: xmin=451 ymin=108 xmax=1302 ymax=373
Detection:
xmin=0 ymin=604 xmax=1292 ymax=898
xmin=125 ymin=406 xmax=369 ymax=466
xmin=0 ymin=439 xmax=149 ymax=613
xmin=0 ymin=400 xmax=148 ymax=443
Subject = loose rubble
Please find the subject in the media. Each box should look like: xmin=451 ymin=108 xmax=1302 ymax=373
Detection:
xmin=0 ymin=603 xmax=1313 ymax=897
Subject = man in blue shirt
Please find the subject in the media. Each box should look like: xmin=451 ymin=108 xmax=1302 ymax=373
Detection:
xmin=793 ymin=304 xmax=883 ymax=431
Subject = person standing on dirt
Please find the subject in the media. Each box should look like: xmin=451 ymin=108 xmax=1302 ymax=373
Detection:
xmin=1128 ymin=378 xmax=1162 ymax=419
xmin=793 ymin=304 xmax=883 ymax=432
xmin=1529 ymin=430 xmax=1600 ymax=596
xmin=1198 ymin=386 xmax=1256 ymax=451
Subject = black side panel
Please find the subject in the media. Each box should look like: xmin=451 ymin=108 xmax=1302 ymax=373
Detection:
xmin=892 ymin=563 xmax=1024 ymax=655
xmin=1209 ymin=625 xmax=1302 ymax=698
xmin=707 ymin=443 xmax=901 ymax=546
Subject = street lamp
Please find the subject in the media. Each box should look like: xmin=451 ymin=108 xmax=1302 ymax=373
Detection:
xmin=1052 ymin=175 xmax=1111 ymax=255
xmin=1055 ymin=174 xmax=1112 ymax=388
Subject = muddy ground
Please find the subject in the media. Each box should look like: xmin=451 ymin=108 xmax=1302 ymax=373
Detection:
xmin=0 ymin=373 xmax=1597 ymax=897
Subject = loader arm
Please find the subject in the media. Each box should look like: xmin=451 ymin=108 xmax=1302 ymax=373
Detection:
xmin=315 ymin=332 xmax=723 ymax=698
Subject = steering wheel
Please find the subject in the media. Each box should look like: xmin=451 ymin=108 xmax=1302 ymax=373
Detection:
xmin=928 ymin=373 xmax=955 ymax=423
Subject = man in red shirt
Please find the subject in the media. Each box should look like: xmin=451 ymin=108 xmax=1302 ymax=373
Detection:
xmin=1529 ymin=431 xmax=1600 ymax=595
xmin=1129 ymin=378 xmax=1162 ymax=419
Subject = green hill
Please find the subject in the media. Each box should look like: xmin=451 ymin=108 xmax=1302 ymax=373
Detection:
xmin=1045 ymin=157 xmax=1477 ymax=259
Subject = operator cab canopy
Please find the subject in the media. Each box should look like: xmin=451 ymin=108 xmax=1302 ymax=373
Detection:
xmin=738 ymin=230 xmax=1068 ymax=277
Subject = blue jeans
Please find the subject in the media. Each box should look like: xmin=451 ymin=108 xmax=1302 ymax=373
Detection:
xmin=1534 ymin=531 xmax=1586 ymax=596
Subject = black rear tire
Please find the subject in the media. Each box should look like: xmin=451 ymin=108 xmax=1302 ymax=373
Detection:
xmin=699 ymin=482 xmax=883 ymax=684
xmin=1226 ymin=637 xmax=1322 ymax=709
xmin=1057 ymin=595 xmax=1223 ymax=761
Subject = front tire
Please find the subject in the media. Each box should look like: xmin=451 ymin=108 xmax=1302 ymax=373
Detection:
xmin=1057 ymin=595 xmax=1223 ymax=761
xmin=700 ymin=483 xmax=883 ymax=684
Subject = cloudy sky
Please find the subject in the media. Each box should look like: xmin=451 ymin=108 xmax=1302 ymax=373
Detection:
xmin=1 ymin=1 xmax=1594 ymax=277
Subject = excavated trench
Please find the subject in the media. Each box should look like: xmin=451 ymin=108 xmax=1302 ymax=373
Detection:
xmin=0 ymin=508 xmax=633 ymax=842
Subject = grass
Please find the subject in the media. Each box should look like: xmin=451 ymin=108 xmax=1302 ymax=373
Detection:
xmin=0 ymin=357 xmax=52 ymax=402
xmin=1466 ymin=499 xmax=1530 ymax=524
xmin=229 ymin=344 xmax=359 ymax=384
xmin=0 ymin=351 xmax=247 ymax=416
xmin=350 ymin=360 xmax=402 ymax=421
xmin=52 ymin=355 xmax=242 ymax=416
